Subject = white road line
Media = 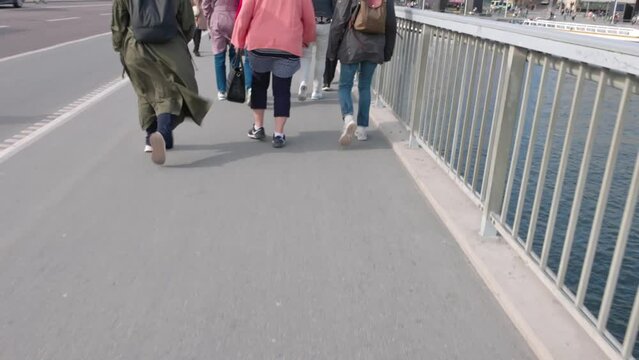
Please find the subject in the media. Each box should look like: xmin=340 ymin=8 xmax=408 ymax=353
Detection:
xmin=99 ymin=13 xmax=111 ymax=16
xmin=46 ymin=17 xmax=81 ymax=22
xmin=0 ymin=32 xmax=109 ymax=63
xmin=0 ymin=78 xmax=128 ymax=164
xmin=44 ymin=4 xmax=111 ymax=9
xmin=0 ymin=26 xmax=8 ymax=29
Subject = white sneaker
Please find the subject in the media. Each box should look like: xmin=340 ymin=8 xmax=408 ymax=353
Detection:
xmin=298 ymin=82 xmax=308 ymax=101
xmin=144 ymin=145 xmax=153 ymax=153
xmin=339 ymin=115 xmax=357 ymax=146
xmin=355 ymin=126 xmax=368 ymax=141
xmin=217 ymin=91 xmax=227 ymax=101
xmin=311 ymin=91 xmax=323 ymax=100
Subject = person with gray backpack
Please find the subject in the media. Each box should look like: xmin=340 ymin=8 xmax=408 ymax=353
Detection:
xmin=327 ymin=0 xmax=396 ymax=145
xmin=112 ymin=0 xmax=211 ymax=165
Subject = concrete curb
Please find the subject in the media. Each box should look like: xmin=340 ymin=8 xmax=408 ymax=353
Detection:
xmin=368 ymin=104 xmax=612 ymax=360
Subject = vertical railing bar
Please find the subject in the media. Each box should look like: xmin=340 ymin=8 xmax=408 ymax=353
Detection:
xmin=391 ymin=21 xmax=405 ymax=111
xmin=417 ymin=38 xmax=434 ymax=140
xmin=524 ymin=60 xmax=566 ymax=254
xmin=430 ymin=30 xmax=449 ymax=152
xmin=598 ymin=153 xmax=639 ymax=331
xmin=456 ymin=38 xmax=480 ymax=178
xmin=449 ymin=35 xmax=472 ymax=167
xmin=422 ymin=28 xmax=442 ymax=142
xmin=622 ymin=286 xmax=639 ymax=359
xmin=444 ymin=33 xmax=464 ymax=162
xmin=576 ymin=77 xmax=632 ymax=307
xmin=479 ymin=45 xmax=504 ymax=191
xmin=556 ymin=69 xmax=608 ymax=287
xmin=417 ymin=27 xmax=435 ymax=139
xmin=428 ymin=29 xmax=448 ymax=147
xmin=389 ymin=20 xmax=399 ymax=109
xmin=403 ymin=21 xmax=416 ymax=119
xmin=501 ymin=53 xmax=535 ymax=223
xmin=427 ymin=28 xmax=445 ymax=145
xmin=512 ymin=56 xmax=549 ymax=241
xmin=539 ymin=64 xmax=585 ymax=268
xmin=474 ymin=43 xmax=501 ymax=195
xmin=436 ymin=31 xmax=457 ymax=154
xmin=479 ymin=44 xmax=527 ymax=235
xmin=400 ymin=21 xmax=414 ymax=121
xmin=408 ymin=22 xmax=420 ymax=121
xmin=439 ymin=32 xmax=459 ymax=158
xmin=408 ymin=24 xmax=431 ymax=148
xmin=463 ymin=40 xmax=488 ymax=182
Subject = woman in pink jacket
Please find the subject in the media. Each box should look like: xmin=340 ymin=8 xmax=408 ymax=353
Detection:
xmin=232 ymin=0 xmax=316 ymax=148
xmin=202 ymin=0 xmax=238 ymax=101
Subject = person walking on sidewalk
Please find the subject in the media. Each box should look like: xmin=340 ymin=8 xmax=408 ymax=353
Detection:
xmin=235 ymin=0 xmax=253 ymax=103
xmin=298 ymin=0 xmax=336 ymax=101
xmin=232 ymin=0 xmax=316 ymax=148
xmin=322 ymin=57 xmax=338 ymax=91
xmin=112 ymin=0 xmax=211 ymax=165
xmin=327 ymin=0 xmax=396 ymax=145
xmin=191 ymin=0 xmax=208 ymax=57
xmin=202 ymin=0 xmax=238 ymax=101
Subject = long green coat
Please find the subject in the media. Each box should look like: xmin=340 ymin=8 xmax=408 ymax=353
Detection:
xmin=111 ymin=0 xmax=211 ymax=130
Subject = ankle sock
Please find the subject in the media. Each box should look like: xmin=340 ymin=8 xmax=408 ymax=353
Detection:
xmin=274 ymin=132 xmax=284 ymax=138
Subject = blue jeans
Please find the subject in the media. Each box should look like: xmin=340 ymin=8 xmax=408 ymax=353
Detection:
xmin=339 ymin=61 xmax=377 ymax=127
xmin=214 ymin=46 xmax=236 ymax=93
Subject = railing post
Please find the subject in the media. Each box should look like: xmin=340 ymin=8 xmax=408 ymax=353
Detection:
xmin=408 ymin=24 xmax=431 ymax=149
xmin=480 ymin=45 xmax=527 ymax=236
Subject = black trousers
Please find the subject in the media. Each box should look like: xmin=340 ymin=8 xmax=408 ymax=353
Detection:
xmin=193 ymin=29 xmax=202 ymax=52
xmin=323 ymin=58 xmax=338 ymax=86
xmin=251 ymin=72 xmax=292 ymax=118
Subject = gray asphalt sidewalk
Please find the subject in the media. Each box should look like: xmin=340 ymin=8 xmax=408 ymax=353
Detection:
xmin=0 ymin=39 xmax=535 ymax=359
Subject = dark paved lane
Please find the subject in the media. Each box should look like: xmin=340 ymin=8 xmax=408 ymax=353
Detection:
xmin=0 ymin=0 xmax=111 ymax=58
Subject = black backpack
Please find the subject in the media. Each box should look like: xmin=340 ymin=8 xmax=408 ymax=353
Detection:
xmin=128 ymin=0 xmax=178 ymax=44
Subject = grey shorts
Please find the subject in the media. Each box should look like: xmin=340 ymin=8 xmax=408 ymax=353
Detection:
xmin=248 ymin=52 xmax=301 ymax=79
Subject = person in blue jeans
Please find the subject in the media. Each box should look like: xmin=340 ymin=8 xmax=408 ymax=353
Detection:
xmin=203 ymin=0 xmax=237 ymax=101
xmin=327 ymin=0 xmax=397 ymax=145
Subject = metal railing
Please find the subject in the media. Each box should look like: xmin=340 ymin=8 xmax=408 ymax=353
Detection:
xmin=374 ymin=8 xmax=639 ymax=359
xmin=521 ymin=19 xmax=639 ymax=39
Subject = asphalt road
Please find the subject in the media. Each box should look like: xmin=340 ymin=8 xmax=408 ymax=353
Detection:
xmin=0 ymin=0 xmax=120 ymax=147
xmin=0 ymin=0 xmax=112 ymax=58
xmin=0 ymin=8 xmax=536 ymax=359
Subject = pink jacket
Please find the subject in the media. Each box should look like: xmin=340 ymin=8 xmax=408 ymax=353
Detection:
xmin=231 ymin=0 xmax=316 ymax=57
xmin=202 ymin=0 xmax=238 ymax=53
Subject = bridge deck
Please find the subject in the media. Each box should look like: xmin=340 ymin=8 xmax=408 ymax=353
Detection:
xmin=0 ymin=40 xmax=534 ymax=359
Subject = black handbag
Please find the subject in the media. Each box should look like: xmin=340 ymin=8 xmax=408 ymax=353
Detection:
xmin=226 ymin=54 xmax=246 ymax=103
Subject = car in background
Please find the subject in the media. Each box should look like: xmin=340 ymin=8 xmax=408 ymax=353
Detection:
xmin=0 ymin=0 xmax=23 ymax=8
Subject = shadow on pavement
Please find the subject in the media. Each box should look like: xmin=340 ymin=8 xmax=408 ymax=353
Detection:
xmin=165 ymin=129 xmax=390 ymax=169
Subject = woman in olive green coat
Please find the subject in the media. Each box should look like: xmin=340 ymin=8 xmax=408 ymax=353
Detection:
xmin=111 ymin=0 xmax=211 ymax=165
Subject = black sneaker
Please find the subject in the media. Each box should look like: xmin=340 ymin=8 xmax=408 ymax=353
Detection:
xmin=272 ymin=134 xmax=286 ymax=148
xmin=248 ymin=126 xmax=266 ymax=140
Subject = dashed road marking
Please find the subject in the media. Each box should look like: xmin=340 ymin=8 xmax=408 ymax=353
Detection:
xmin=0 ymin=32 xmax=109 ymax=63
xmin=0 ymin=78 xmax=129 ymax=164
xmin=46 ymin=17 xmax=81 ymax=22
xmin=44 ymin=4 xmax=111 ymax=9
xmin=99 ymin=13 xmax=111 ymax=16
xmin=0 ymin=26 xmax=8 ymax=29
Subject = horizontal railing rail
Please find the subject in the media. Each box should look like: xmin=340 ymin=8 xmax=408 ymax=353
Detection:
xmin=374 ymin=7 xmax=639 ymax=359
